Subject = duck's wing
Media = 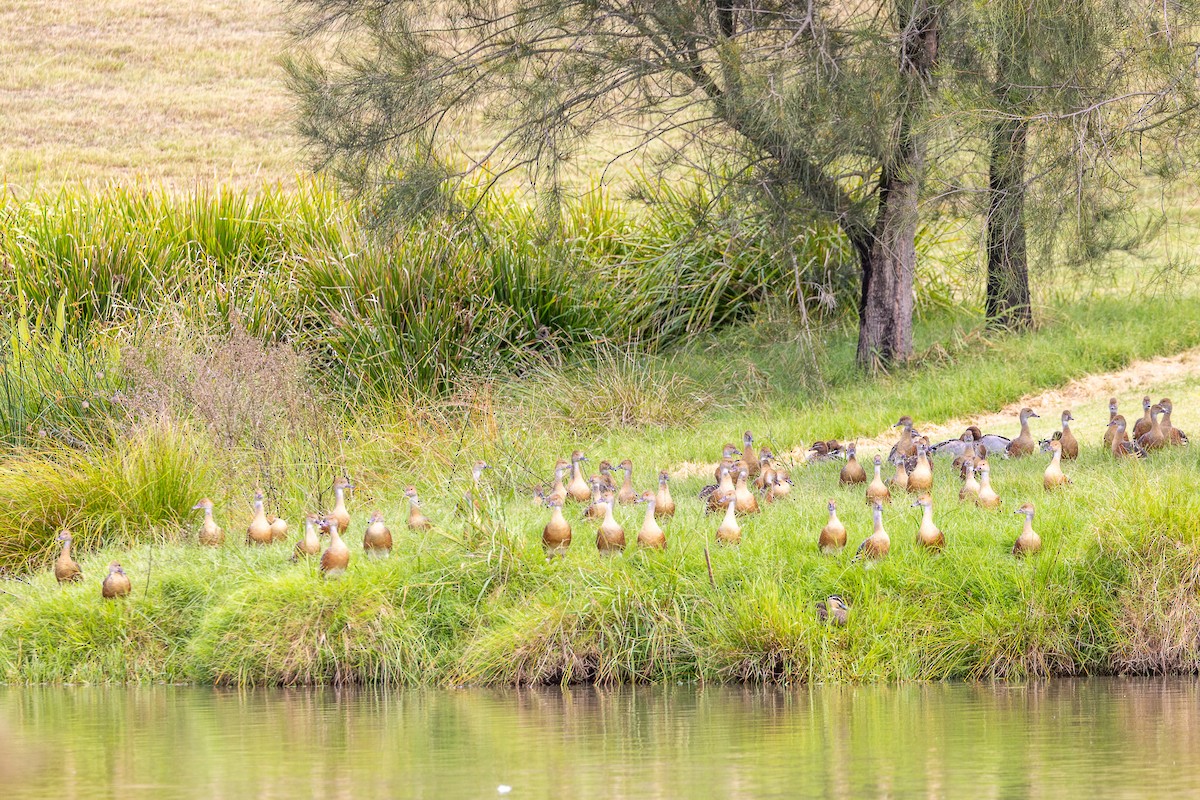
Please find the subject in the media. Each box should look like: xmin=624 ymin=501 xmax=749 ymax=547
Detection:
xmin=698 ymin=484 xmax=718 ymax=499
xmin=931 ymin=439 xmax=967 ymax=457
xmin=979 ymin=434 xmax=1012 ymax=453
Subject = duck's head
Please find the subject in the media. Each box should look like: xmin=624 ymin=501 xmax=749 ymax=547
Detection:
xmin=553 ymin=458 xmax=570 ymax=474
xmin=721 ymin=443 xmax=742 ymax=459
xmin=911 ymin=493 xmax=932 ymax=509
xmin=472 ymin=460 xmax=491 ymax=476
xmin=967 ymin=425 xmax=983 ymax=441
xmin=846 ymin=442 xmax=857 ymax=458
xmin=569 ymin=450 xmax=586 ymax=464
xmin=759 ymin=446 xmax=774 ymax=460
xmin=598 ymin=459 xmax=614 ymax=475
xmin=894 ymin=415 xmax=914 ymax=430
xmin=333 ymin=475 xmax=355 ymax=491
xmin=56 ymin=529 xmax=72 ymax=543
xmin=532 ymin=485 xmax=545 ymax=499
xmin=1040 ymin=439 xmax=1060 ymax=453
xmin=1152 ymin=403 xmax=1165 ymax=417
xmin=369 ymin=510 xmax=385 ymax=524
xmin=106 ymin=561 xmax=125 ymax=576
xmin=720 ymin=492 xmax=737 ymax=506
xmin=873 ymin=499 xmax=884 ymax=513
xmin=827 ymin=498 xmax=837 ymax=513
xmin=305 ymin=512 xmax=321 ymax=525
xmin=809 ymin=441 xmax=829 ymax=456
xmin=1160 ymin=398 xmax=1174 ymax=414
xmin=619 ymin=458 xmax=633 ymax=473
xmin=253 ymin=489 xmax=264 ymax=504
xmin=192 ymin=498 xmax=214 ymax=512
xmin=404 ymin=485 xmax=418 ymax=499
xmin=1143 ymin=395 xmax=1153 ymax=411
xmin=828 ymin=595 xmax=849 ymax=612
xmin=1061 ymin=410 xmax=1075 ymax=425
xmin=1014 ymin=502 xmax=1035 ymax=517
xmin=658 ymin=470 xmax=670 ymax=484
xmin=743 ymin=430 xmax=754 ymax=446
xmin=1109 ymin=415 xmax=1127 ymax=431
xmin=873 ymin=453 xmax=883 ymax=467
xmin=1109 ymin=397 xmax=1118 ymax=415
xmin=1019 ymin=407 xmax=1039 ymax=422
xmin=635 ymin=490 xmax=655 ymax=505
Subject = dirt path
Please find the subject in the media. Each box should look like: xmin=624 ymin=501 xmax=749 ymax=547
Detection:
xmin=842 ymin=345 xmax=1200 ymax=456
xmin=673 ymin=345 xmax=1200 ymax=476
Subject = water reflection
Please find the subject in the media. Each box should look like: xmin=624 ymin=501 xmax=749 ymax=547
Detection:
xmin=1 ymin=679 xmax=1196 ymax=799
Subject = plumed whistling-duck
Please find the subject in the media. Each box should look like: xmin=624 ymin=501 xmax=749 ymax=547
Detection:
xmin=911 ymin=494 xmax=945 ymax=551
xmin=819 ymin=499 xmax=846 ymax=554
xmin=246 ymin=490 xmax=273 ymax=546
xmin=866 ymin=454 xmax=891 ymax=506
xmin=1058 ymin=410 xmax=1079 ymax=460
xmin=635 ymin=491 xmax=667 ymax=550
xmin=654 ymin=471 xmax=675 ymax=518
xmin=54 ymin=530 xmax=82 ymax=583
xmin=192 ymin=498 xmax=224 ymax=547
xmin=840 ymin=442 xmax=867 ymax=485
xmin=363 ymin=510 xmax=393 ymax=557
xmin=853 ymin=501 xmax=890 ymax=562
xmin=542 ymin=496 xmax=572 ymax=557
xmin=1006 ymin=408 xmax=1040 ymax=458
xmin=1042 ymin=440 xmax=1072 ymax=490
xmin=1012 ymin=503 xmax=1041 ymax=557
xmin=101 ymin=561 xmax=131 ymax=599
xmin=319 ymin=519 xmax=350 ymax=577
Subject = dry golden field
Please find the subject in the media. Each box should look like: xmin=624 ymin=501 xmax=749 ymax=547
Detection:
xmin=0 ymin=0 xmax=296 ymax=191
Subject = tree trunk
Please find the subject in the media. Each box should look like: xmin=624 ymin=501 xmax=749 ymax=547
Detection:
xmin=985 ymin=113 xmax=1032 ymax=329
xmin=855 ymin=1 xmax=938 ymax=368
xmin=856 ymin=150 xmax=921 ymax=367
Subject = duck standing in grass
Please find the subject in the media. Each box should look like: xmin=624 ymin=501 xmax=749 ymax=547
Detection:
xmin=1012 ymin=503 xmax=1041 ymax=557
xmin=742 ymin=431 xmax=759 ymax=477
xmin=101 ymin=562 xmax=131 ymax=599
xmin=819 ymin=500 xmax=847 ymax=554
xmin=615 ymin=459 xmax=637 ymax=505
xmin=405 ymin=486 xmax=432 ymax=531
xmin=1103 ymin=398 xmax=1123 ymax=450
xmin=1137 ymin=404 xmax=1168 ymax=452
xmin=839 ymin=442 xmax=867 ymax=485
xmin=192 ymin=498 xmax=224 ymax=547
xmin=1108 ymin=417 xmax=1144 ymax=458
xmin=567 ymin=451 xmax=591 ymax=502
xmin=815 ymin=595 xmax=849 ymax=626
xmin=734 ymin=467 xmax=759 ymax=515
xmin=542 ymin=497 xmax=572 ymax=557
xmin=890 ymin=416 xmax=919 ymax=462
xmin=911 ymin=494 xmax=945 ymax=551
xmin=597 ymin=460 xmax=617 ymax=492
xmin=53 ymin=531 xmax=82 ymax=584
xmin=754 ymin=451 xmax=776 ymax=491
xmin=976 ymin=461 xmax=1002 ymax=509
xmin=1132 ymin=396 xmax=1154 ymax=440
xmin=854 ymin=501 xmax=890 ymax=562
xmin=1042 ymin=440 xmax=1072 ymax=490
xmin=907 ymin=443 xmax=933 ymax=493
xmin=654 ymin=471 xmax=675 ymax=518
xmin=766 ymin=472 xmax=792 ymax=502
xmin=1058 ymin=410 xmax=1079 ymax=459
xmin=320 ymin=519 xmax=350 ymax=578
xmin=889 ymin=453 xmax=909 ymax=492
xmin=293 ymin=513 xmax=322 ymax=560
xmin=329 ymin=476 xmax=353 ymax=534
xmin=1006 ymin=408 xmax=1040 ymax=457
xmin=635 ymin=491 xmax=667 ymax=550
xmin=547 ymin=459 xmax=570 ymax=505
xmin=596 ymin=498 xmax=626 ymax=554
xmin=716 ymin=493 xmax=741 ymax=545
xmin=958 ymin=459 xmax=981 ymax=502
xmin=866 ymin=454 xmax=891 ymax=506
xmin=363 ymin=511 xmax=393 ymax=557
xmin=246 ymin=490 xmax=273 ymax=545
xmin=1159 ymin=398 xmax=1188 ymax=446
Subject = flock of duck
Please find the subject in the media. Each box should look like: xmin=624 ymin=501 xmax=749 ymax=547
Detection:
xmin=50 ymin=396 xmax=1187 ymax=621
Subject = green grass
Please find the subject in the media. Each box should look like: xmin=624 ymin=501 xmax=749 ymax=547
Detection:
xmin=1 ymin=296 xmax=1199 ymax=685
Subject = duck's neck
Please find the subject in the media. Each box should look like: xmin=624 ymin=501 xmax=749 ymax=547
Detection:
xmin=1049 ymin=449 xmax=1062 ymax=469
xmin=408 ymin=496 xmax=420 ymax=511
xmin=980 ymin=470 xmax=992 ymax=490
xmin=1163 ymin=407 xmax=1174 ymax=427
xmin=553 ymin=467 xmax=565 ymax=488
xmin=334 ymin=487 xmax=346 ymax=507
xmin=873 ymin=463 xmax=882 ymax=481
xmin=1019 ymin=416 xmax=1031 ymax=436
xmin=723 ymin=501 xmax=738 ymax=526
xmin=641 ymin=500 xmax=656 ymax=528
xmin=872 ymin=506 xmax=885 ymax=535
xmin=473 ymin=467 xmax=485 ymax=484
xmin=828 ymin=508 xmax=840 ymax=526
xmin=921 ymin=505 xmax=934 ymax=527
xmin=570 ymin=459 xmax=583 ymax=483
xmin=550 ymin=506 xmax=566 ymax=526
xmin=59 ymin=539 xmax=71 ymax=559
xmin=329 ymin=525 xmax=344 ymax=548
xmin=203 ymin=507 xmax=214 ymax=522
xmin=621 ymin=467 xmax=633 ymax=487
xmin=254 ymin=499 xmax=265 ymax=517
xmin=1022 ymin=512 xmax=1035 ymax=533
xmin=602 ymin=503 xmax=617 ymax=526
xmin=304 ymin=520 xmax=317 ymax=541
xmin=735 ymin=472 xmax=747 ymax=491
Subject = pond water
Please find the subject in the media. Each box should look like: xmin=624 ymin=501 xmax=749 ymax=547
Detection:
xmin=1 ymin=678 xmax=1196 ymax=798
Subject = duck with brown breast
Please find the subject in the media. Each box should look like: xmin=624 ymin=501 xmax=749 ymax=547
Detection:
xmin=1012 ymin=503 xmax=1041 ymax=557
xmin=866 ymin=454 xmax=891 ymax=506
xmin=819 ymin=500 xmax=846 ymax=554
xmin=319 ymin=519 xmax=350 ymax=578
xmin=595 ymin=498 xmax=626 ymax=554
xmin=54 ymin=530 xmax=82 ymax=584
xmin=654 ymin=471 xmax=675 ymax=518
xmin=853 ymin=501 xmax=889 ymax=563
xmin=1041 ymin=440 xmax=1072 ymax=490
xmin=1006 ymin=408 xmax=1040 ymax=458
xmin=634 ymin=491 xmax=667 ymax=550
xmin=1058 ymin=410 xmax=1079 ymax=459
xmin=363 ymin=511 xmax=393 ymax=557
xmin=246 ymin=490 xmax=273 ymax=545
xmin=567 ymin=451 xmax=592 ymax=503
xmin=102 ymin=562 xmax=131 ymax=599
xmin=192 ymin=498 xmax=224 ymax=547
xmin=911 ymin=494 xmax=944 ymax=551
xmin=839 ymin=442 xmax=867 ymax=485
xmin=542 ymin=497 xmax=572 ymax=557
xmin=1159 ymin=398 xmax=1189 ymax=446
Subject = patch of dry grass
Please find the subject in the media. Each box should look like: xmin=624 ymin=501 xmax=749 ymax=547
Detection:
xmin=0 ymin=0 xmax=295 ymax=191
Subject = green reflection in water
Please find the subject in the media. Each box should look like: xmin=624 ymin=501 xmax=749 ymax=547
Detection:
xmin=1 ymin=678 xmax=1197 ymax=799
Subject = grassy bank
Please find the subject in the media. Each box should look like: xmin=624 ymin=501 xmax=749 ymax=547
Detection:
xmin=1 ymin=304 xmax=1199 ymax=685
